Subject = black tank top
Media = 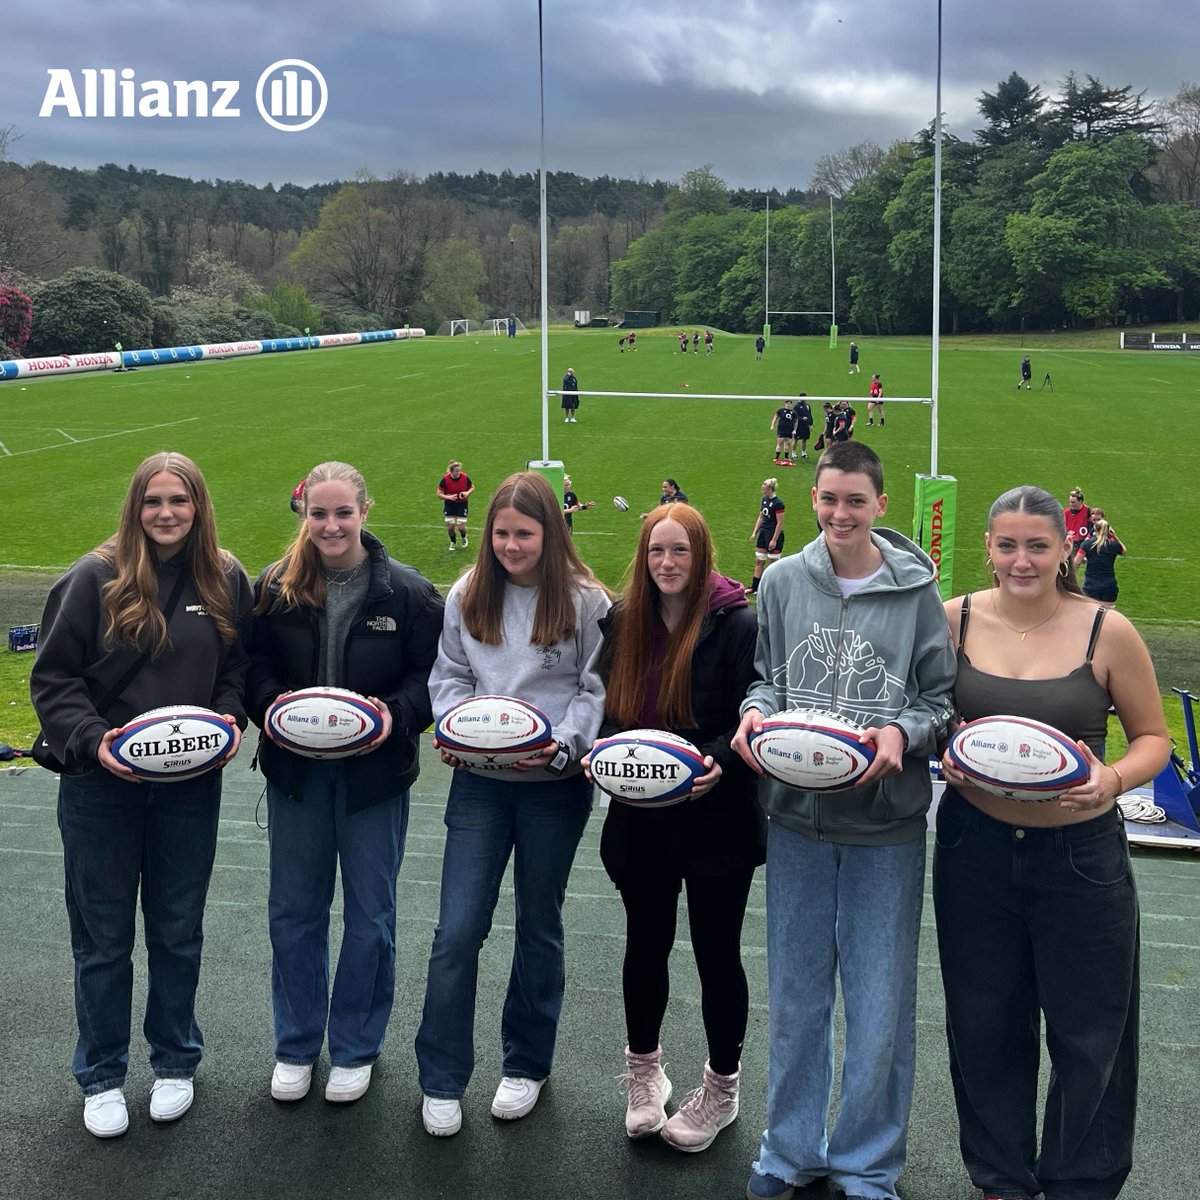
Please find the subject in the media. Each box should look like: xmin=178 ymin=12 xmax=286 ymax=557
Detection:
xmin=954 ymin=594 xmax=1111 ymax=755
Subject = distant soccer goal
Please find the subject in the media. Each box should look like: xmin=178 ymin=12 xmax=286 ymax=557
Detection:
xmin=483 ymin=317 xmax=528 ymax=336
xmin=436 ymin=319 xmax=484 ymax=337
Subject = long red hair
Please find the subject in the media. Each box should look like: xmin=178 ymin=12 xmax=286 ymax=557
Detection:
xmin=604 ymin=504 xmax=714 ymax=728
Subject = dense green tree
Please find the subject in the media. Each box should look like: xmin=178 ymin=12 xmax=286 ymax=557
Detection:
xmin=26 ymin=267 xmax=153 ymax=356
xmin=976 ymin=73 xmax=1049 ymax=149
xmin=1006 ymin=134 xmax=1172 ymax=323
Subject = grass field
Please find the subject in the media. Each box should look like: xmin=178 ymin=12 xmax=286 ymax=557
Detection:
xmin=2 ymin=327 xmax=1198 ymax=751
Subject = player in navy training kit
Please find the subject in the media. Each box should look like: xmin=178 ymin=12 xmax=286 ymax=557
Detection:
xmin=704 ymin=329 xmax=714 ymax=355
xmin=848 ymin=342 xmax=860 ymax=374
xmin=793 ymin=395 xmax=812 ymax=459
xmin=747 ymin=477 xmax=786 ymax=596
xmin=1018 ymin=356 xmax=1032 ymax=390
xmin=771 ymin=400 xmax=799 ymax=466
xmin=832 ymin=401 xmax=857 ymax=443
xmin=755 ymin=335 xmax=766 ymax=360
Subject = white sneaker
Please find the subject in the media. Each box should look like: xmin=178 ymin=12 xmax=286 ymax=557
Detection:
xmin=422 ymin=1094 xmax=463 ymax=1136
xmin=271 ymin=1061 xmax=313 ymax=1101
xmin=461 ymin=536 xmax=468 ymax=548
xmin=83 ymin=1088 xmax=129 ymax=1138
xmin=149 ymin=1077 xmax=194 ymax=1123
xmin=325 ymin=1064 xmax=372 ymax=1103
xmin=491 ymin=1075 xmax=546 ymax=1119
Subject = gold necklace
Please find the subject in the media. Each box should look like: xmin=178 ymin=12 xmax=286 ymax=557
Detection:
xmin=990 ymin=590 xmax=1061 ymax=642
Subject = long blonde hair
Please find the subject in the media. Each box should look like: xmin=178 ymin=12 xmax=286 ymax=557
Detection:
xmin=604 ymin=504 xmax=714 ymax=728
xmin=461 ymin=472 xmax=610 ymax=646
xmin=97 ymin=451 xmax=238 ymax=653
xmin=256 ymin=462 xmax=372 ymax=613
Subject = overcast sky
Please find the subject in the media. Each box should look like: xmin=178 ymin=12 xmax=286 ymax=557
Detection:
xmin=3 ymin=0 xmax=1197 ymax=192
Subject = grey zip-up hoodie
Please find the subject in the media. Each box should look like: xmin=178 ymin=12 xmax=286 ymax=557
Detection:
xmin=741 ymin=527 xmax=956 ymax=845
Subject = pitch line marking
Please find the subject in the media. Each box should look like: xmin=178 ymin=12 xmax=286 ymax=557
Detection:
xmin=324 ymin=384 xmax=365 ymax=393
xmin=55 ymin=429 xmax=78 ymax=443
xmin=0 ymin=417 xmax=199 ymax=459
xmin=0 ymin=441 xmax=9 ymax=457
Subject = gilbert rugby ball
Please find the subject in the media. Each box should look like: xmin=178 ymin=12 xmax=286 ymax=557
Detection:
xmin=266 ymin=687 xmax=385 ymax=759
xmin=111 ymin=706 xmax=237 ymax=781
xmin=748 ymin=709 xmax=876 ymax=791
xmin=947 ymin=716 xmax=1089 ymax=802
xmin=435 ymin=695 xmax=553 ymax=769
xmin=612 ymin=496 xmax=629 ymax=512
xmin=589 ymin=729 xmax=706 ymax=807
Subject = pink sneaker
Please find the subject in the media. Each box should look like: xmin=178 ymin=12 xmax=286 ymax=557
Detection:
xmin=620 ymin=1046 xmax=672 ymax=1138
xmin=660 ymin=1061 xmax=739 ymax=1153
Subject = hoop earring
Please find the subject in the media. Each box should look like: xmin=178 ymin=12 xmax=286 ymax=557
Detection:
xmin=986 ymin=556 xmax=997 ymax=579
xmin=1059 ymin=560 xmax=1070 ymax=579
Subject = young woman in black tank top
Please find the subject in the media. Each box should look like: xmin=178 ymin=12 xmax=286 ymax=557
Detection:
xmin=933 ymin=485 xmax=1168 ymax=1200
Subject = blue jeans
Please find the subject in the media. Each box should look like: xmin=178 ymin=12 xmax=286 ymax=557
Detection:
xmin=267 ymin=762 xmax=408 ymax=1068
xmin=933 ymin=789 xmax=1138 ymax=1200
xmin=415 ymin=770 xmax=592 ymax=1099
xmin=57 ymin=765 xmax=222 ymax=1095
xmin=753 ymin=822 xmax=925 ymax=1200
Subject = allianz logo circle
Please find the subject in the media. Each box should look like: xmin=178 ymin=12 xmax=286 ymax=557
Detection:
xmin=39 ymin=59 xmax=328 ymax=132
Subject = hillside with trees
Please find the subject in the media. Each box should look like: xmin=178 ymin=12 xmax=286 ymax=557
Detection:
xmin=1 ymin=71 xmax=1198 ymax=356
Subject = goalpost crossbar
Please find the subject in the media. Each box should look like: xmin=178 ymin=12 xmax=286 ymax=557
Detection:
xmin=548 ymin=389 xmax=932 ymax=404
xmin=768 ymin=310 xmax=834 ymax=316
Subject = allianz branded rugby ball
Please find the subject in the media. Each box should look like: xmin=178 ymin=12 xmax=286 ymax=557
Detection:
xmin=435 ymin=695 xmax=553 ymax=769
xmin=589 ymin=730 xmax=707 ymax=807
xmin=748 ymin=709 xmax=876 ymax=791
xmin=266 ymin=687 xmax=385 ymax=759
xmin=111 ymin=706 xmax=237 ymax=781
xmin=947 ymin=716 xmax=1089 ymax=803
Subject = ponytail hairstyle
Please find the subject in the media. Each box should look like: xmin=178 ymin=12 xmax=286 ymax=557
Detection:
xmin=987 ymin=485 xmax=1083 ymax=595
xmin=460 ymin=471 xmax=610 ymax=646
xmin=256 ymin=461 xmax=372 ymax=613
xmin=96 ymin=451 xmax=238 ymax=653
xmin=604 ymin=504 xmax=714 ymax=729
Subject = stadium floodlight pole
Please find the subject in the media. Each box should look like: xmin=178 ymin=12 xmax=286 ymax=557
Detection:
xmin=930 ymin=0 xmax=944 ymax=476
xmin=537 ymin=0 xmax=550 ymax=462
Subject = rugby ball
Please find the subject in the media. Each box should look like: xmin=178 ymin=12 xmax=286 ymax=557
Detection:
xmin=613 ymin=496 xmax=629 ymax=512
xmin=266 ymin=687 xmax=385 ymax=759
xmin=748 ymin=709 xmax=876 ymax=791
xmin=589 ymin=729 xmax=707 ymax=807
xmin=435 ymin=695 xmax=553 ymax=770
xmin=947 ymin=716 xmax=1089 ymax=803
xmin=111 ymin=706 xmax=237 ymax=782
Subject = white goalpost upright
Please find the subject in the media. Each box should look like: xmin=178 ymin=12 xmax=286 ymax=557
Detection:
xmin=764 ymin=195 xmax=838 ymax=346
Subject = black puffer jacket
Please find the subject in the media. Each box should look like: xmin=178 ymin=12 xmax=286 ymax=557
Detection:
xmin=247 ymin=531 xmax=444 ymax=811
xmin=596 ymin=585 xmax=765 ymax=884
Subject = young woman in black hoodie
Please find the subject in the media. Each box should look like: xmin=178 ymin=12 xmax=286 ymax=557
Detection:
xmin=31 ymin=451 xmax=253 ymax=1139
xmin=584 ymin=504 xmax=763 ymax=1153
xmin=248 ymin=461 xmax=443 ymax=1107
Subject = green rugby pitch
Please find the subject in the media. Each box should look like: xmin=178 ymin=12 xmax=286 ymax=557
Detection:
xmin=1 ymin=329 xmax=1197 ymax=748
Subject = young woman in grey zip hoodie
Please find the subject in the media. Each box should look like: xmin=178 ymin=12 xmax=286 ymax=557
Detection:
xmin=733 ymin=442 xmax=954 ymax=1200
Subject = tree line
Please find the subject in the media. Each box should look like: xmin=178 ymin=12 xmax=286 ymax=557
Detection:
xmin=1 ymin=70 xmax=1198 ymax=357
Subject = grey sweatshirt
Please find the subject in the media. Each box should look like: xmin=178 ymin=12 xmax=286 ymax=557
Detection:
xmin=428 ymin=574 xmax=611 ymax=780
xmin=741 ymin=527 xmax=956 ymax=845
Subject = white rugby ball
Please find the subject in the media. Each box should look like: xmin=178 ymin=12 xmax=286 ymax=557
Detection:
xmin=947 ymin=716 xmax=1089 ymax=802
xmin=612 ymin=496 xmax=629 ymax=512
xmin=589 ymin=729 xmax=707 ymax=807
xmin=266 ymin=687 xmax=385 ymax=759
xmin=748 ymin=709 xmax=876 ymax=791
xmin=111 ymin=706 xmax=237 ymax=781
xmin=435 ymin=695 xmax=553 ymax=770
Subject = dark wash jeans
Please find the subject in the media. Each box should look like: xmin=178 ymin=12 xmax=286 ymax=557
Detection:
xmin=57 ymin=765 xmax=221 ymax=1095
xmin=932 ymin=787 xmax=1139 ymax=1200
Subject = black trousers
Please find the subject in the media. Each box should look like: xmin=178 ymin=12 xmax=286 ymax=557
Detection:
xmin=618 ymin=849 xmax=756 ymax=1077
xmin=932 ymin=788 xmax=1139 ymax=1200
